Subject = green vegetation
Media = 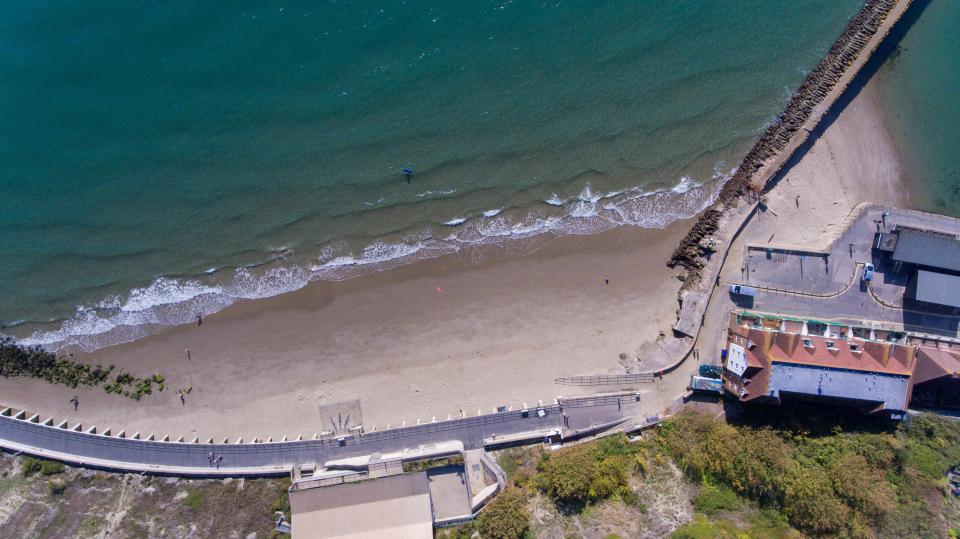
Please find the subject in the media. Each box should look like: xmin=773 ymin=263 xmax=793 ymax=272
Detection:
xmin=0 ymin=338 xmax=165 ymax=400
xmin=47 ymin=480 xmax=67 ymax=496
xmin=476 ymin=488 xmax=529 ymax=539
xmin=537 ymin=434 xmax=636 ymax=510
xmin=0 ymin=338 xmax=112 ymax=388
xmin=657 ymin=408 xmax=960 ymax=537
xmin=20 ymin=457 xmax=43 ymax=476
xmin=40 ymin=460 xmax=65 ymax=476
xmin=691 ymin=483 xmax=740 ymax=516
xmin=183 ymin=490 xmax=204 ymax=510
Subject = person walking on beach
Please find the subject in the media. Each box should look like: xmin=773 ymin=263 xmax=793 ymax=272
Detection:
xmin=604 ymin=275 xmax=609 ymax=285
xmin=185 ymin=349 xmax=191 ymax=361
xmin=177 ymin=389 xmax=185 ymax=406
xmin=196 ymin=312 xmax=202 ymax=327
xmin=70 ymin=395 xmax=78 ymax=412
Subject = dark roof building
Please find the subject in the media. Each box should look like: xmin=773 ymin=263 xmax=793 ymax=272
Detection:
xmin=892 ymin=227 xmax=960 ymax=273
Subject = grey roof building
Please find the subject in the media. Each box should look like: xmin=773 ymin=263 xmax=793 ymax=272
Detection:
xmin=892 ymin=227 xmax=960 ymax=273
xmin=914 ymin=270 xmax=960 ymax=308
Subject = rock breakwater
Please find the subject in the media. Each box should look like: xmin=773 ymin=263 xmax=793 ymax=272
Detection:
xmin=668 ymin=0 xmax=902 ymax=281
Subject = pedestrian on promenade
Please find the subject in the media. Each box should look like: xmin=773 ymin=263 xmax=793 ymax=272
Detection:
xmin=177 ymin=389 xmax=185 ymax=406
xmin=207 ymin=452 xmax=214 ymax=466
xmin=216 ymin=456 xmax=223 ymax=469
xmin=70 ymin=395 xmax=78 ymax=411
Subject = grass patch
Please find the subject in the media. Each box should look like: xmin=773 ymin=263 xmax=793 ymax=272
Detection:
xmin=692 ymin=483 xmax=740 ymax=516
xmin=182 ymin=490 xmax=204 ymax=510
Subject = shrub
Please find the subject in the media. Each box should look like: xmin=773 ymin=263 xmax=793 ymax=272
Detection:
xmin=40 ymin=460 xmax=65 ymax=476
xmin=48 ymin=480 xmax=67 ymax=496
xmin=782 ymin=466 xmax=849 ymax=535
xmin=20 ymin=457 xmax=42 ymax=476
xmin=539 ymin=446 xmax=595 ymax=505
xmin=476 ymin=488 xmax=528 ymax=539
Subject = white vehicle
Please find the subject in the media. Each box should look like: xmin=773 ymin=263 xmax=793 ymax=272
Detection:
xmin=862 ymin=263 xmax=875 ymax=282
xmin=729 ymin=284 xmax=758 ymax=297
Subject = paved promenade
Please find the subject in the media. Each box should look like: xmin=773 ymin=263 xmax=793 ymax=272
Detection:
xmin=0 ymin=394 xmax=637 ymax=476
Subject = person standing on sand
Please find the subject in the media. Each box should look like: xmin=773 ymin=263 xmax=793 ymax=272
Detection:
xmin=604 ymin=275 xmax=609 ymax=285
xmin=196 ymin=313 xmax=202 ymax=327
xmin=185 ymin=349 xmax=191 ymax=361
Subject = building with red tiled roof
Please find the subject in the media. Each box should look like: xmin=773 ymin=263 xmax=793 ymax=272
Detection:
xmin=723 ymin=312 xmax=916 ymax=417
xmin=912 ymin=347 xmax=960 ymax=409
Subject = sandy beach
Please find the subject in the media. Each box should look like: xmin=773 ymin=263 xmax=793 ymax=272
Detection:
xmin=752 ymin=79 xmax=905 ymax=248
xmin=0 ymin=60 xmax=909 ymax=443
xmin=0 ymin=222 xmax=689 ymax=440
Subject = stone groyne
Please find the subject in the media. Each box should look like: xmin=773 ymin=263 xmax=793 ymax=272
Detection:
xmin=668 ymin=0 xmax=905 ymax=282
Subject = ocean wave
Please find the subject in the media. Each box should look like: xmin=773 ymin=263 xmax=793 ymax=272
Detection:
xmin=12 ymin=167 xmax=731 ymax=353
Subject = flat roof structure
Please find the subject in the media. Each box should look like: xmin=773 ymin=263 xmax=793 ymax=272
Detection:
xmin=892 ymin=227 xmax=960 ymax=273
xmin=768 ymin=362 xmax=910 ymax=412
xmin=289 ymin=472 xmax=433 ymax=539
xmin=914 ymin=270 xmax=960 ymax=308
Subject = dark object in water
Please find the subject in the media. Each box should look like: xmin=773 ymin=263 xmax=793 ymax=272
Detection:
xmin=402 ymin=168 xmax=413 ymax=183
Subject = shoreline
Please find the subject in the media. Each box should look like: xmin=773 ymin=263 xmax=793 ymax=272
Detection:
xmin=8 ymin=171 xmax=726 ymax=355
xmin=0 ymin=220 xmax=692 ymax=439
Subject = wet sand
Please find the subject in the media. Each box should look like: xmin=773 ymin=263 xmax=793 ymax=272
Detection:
xmin=0 ymin=222 xmax=688 ymax=440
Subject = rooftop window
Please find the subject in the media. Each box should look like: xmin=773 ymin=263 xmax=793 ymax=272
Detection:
xmin=802 ymin=338 xmax=814 ymax=348
xmin=826 ymin=341 xmax=838 ymax=350
xmin=850 ymin=343 xmax=862 ymax=354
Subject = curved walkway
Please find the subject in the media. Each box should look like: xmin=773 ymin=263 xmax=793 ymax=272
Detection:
xmin=0 ymin=394 xmax=635 ymax=476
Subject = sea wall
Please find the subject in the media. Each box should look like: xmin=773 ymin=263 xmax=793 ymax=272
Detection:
xmin=668 ymin=0 xmax=906 ymax=280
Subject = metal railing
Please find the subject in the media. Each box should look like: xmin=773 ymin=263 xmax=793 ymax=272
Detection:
xmin=554 ymin=374 xmax=654 ymax=386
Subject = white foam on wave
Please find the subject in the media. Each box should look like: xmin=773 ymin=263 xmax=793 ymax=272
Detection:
xmin=14 ymin=166 xmax=732 ymax=353
xmin=544 ymin=194 xmax=565 ymax=206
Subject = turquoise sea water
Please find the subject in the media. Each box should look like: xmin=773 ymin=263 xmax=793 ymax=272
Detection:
xmin=0 ymin=1 xmax=863 ymax=351
xmin=874 ymin=0 xmax=960 ymax=214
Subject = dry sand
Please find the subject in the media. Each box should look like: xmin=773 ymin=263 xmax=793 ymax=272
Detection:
xmin=752 ymin=79 xmax=905 ymax=248
xmin=0 ymin=223 xmax=688 ymax=440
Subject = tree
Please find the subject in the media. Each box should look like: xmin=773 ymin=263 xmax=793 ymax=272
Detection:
xmin=477 ymin=488 xmax=529 ymax=539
